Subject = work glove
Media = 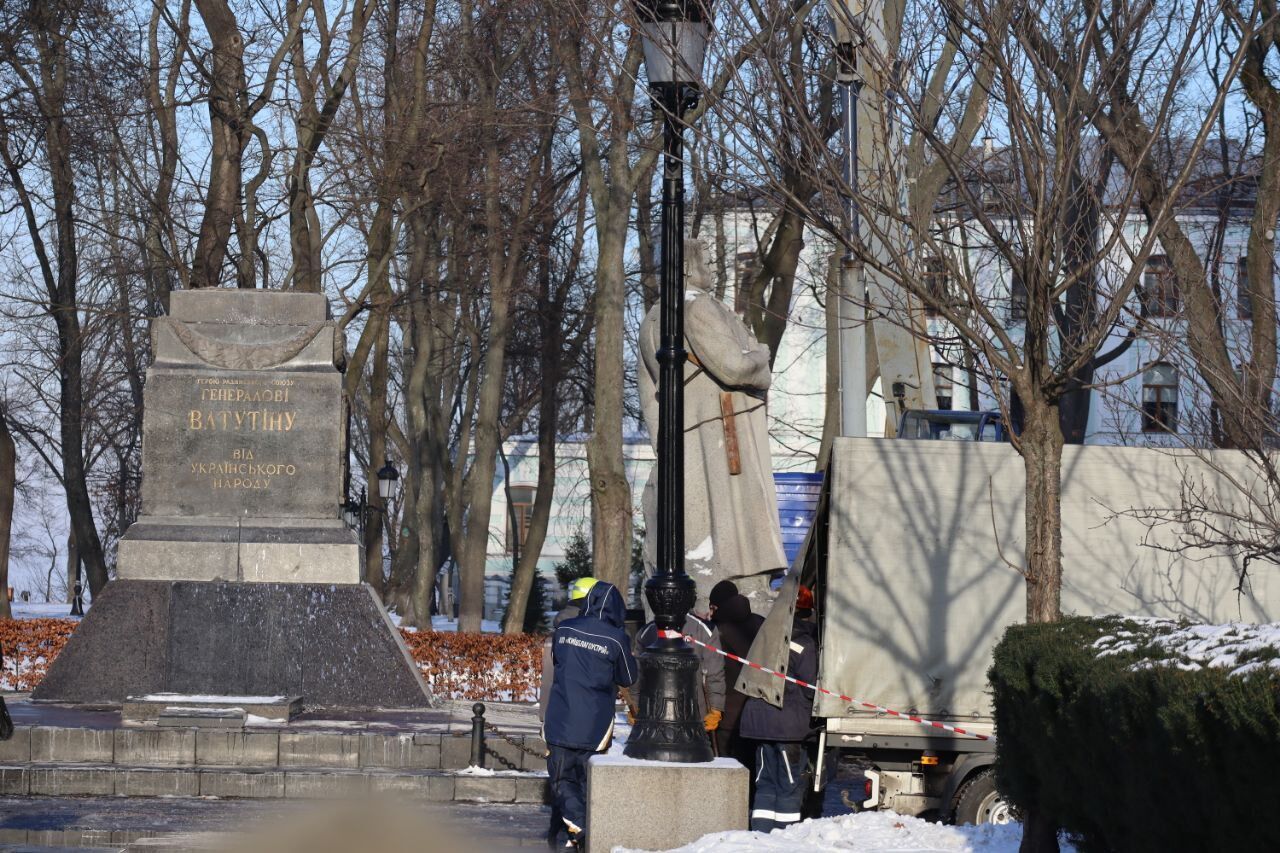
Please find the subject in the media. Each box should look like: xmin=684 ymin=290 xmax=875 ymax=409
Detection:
xmin=704 ymin=708 xmax=723 ymax=732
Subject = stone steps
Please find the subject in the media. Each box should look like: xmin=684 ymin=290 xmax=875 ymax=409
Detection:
xmin=0 ymin=725 xmax=546 ymax=774
xmin=0 ymin=763 xmax=546 ymax=804
xmin=0 ymin=724 xmax=549 ymax=805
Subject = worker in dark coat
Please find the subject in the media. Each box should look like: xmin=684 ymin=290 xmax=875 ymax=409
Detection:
xmin=738 ymin=585 xmax=819 ymax=833
xmin=543 ymin=581 xmax=637 ymax=849
xmin=712 ymin=593 xmax=763 ymax=780
xmin=540 ymin=576 xmax=596 ymax=849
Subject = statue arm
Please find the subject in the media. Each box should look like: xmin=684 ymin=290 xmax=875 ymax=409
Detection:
xmin=684 ymin=297 xmax=772 ymax=390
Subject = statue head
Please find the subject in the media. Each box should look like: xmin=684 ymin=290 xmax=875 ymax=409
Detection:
xmin=684 ymin=241 xmax=715 ymax=294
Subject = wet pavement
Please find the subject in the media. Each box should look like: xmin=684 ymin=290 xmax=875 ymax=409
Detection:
xmin=0 ymin=796 xmax=550 ymax=851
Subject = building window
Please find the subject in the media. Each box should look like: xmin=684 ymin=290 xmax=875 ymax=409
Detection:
xmin=506 ymin=485 xmax=535 ymax=553
xmin=733 ymin=251 xmax=757 ymax=316
xmin=1238 ymin=256 xmax=1253 ymax=320
xmin=1009 ymin=270 xmax=1027 ymax=322
xmin=923 ymin=256 xmax=948 ymax=317
xmin=1141 ymin=362 xmax=1179 ymax=433
xmin=1142 ymin=255 xmax=1179 ymax=317
xmin=933 ymin=362 xmax=954 ymax=410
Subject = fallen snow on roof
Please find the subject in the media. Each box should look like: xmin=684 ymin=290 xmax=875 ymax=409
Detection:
xmin=618 ymin=810 xmax=1076 ymax=852
xmin=1092 ymin=618 xmax=1280 ymax=678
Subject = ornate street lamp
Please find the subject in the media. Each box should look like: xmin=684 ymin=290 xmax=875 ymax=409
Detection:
xmin=341 ymin=494 xmax=363 ymax=529
xmin=376 ymin=458 xmax=400 ymax=501
xmin=624 ymin=0 xmax=714 ymax=764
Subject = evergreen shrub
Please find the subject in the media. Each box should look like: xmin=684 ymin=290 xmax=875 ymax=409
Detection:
xmin=989 ymin=616 xmax=1280 ymax=853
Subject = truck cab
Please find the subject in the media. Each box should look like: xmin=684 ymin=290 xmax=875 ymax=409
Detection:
xmin=897 ymin=409 xmax=1008 ymax=442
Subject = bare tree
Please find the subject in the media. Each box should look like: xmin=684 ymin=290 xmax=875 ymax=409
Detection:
xmin=0 ymin=409 xmax=15 ymax=619
xmin=0 ymin=0 xmax=117 ymax=594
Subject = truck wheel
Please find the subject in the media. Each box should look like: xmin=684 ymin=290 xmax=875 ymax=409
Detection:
xmin=953 ymin=770 xmax=1014 ymax=826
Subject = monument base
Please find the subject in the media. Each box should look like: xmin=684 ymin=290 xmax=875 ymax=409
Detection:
xmin=32 ymin=580 xmax=431 ymax=710
xmin=118 ymin=516 xmax=360 ymax=584
xmin=585 ymin=755 xmax=748 ymax=853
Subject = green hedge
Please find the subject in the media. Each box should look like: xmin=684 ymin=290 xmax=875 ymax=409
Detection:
xmin=989 ymin=616 xmax=1280 ymax=853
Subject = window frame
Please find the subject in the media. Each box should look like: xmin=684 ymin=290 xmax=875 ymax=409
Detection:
xmin=1237 ymin=255 xmax=1254 ymax=321
xmin=1141 ymin=362 xmax=1179 ymax=433
xmin=505 ymin=484 xmax=537 ymax=554
xmin=1141 ymin=255 xmax=1179 ymax=318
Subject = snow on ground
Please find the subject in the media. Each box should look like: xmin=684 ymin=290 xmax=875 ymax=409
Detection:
xmin=1093 ymin=618 xmax=1280 ymax=678
xmin=9 ymin=601 xmax=84 ymax=620
xmin=384 ymin=609 xmax=502 ymax=633
xmin=621 ymin=811 xmax=1077 ymax=853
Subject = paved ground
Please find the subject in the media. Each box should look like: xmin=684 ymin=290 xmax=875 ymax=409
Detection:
xmin=0 ymin=796 xmax=551 ymax=851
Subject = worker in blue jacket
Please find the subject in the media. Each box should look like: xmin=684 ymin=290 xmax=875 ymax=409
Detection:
xmin=739 ymin=584 xmax=819 ymax=833
xmin=543 ymin=581 xmax=637 ymax=849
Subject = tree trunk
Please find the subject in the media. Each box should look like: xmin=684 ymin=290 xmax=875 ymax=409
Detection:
xmin=502 ymin=287 xmax=563 ymax=634
xmin=192 ymin=0 xmax=247 ymax=289
xmin=32 ymin=19 xmax=111 ymax=596
xmin=747 ymin=205 xmax=806 ymax=368
xmin=0 ymin=414 xmax=15 ymax=619
xmin=65 ymin=529 xmax=78 ymax=605
xmin=144 ymin=0 xmax=189 ymax=309
xmin=1019 ymin=808 xmax=1061 ymax=853
xmin=1020 ymin=395 xmax=1064 ymax=624
xmin=456 ymin=115 xmax=523 ymax=632
xmin=1018 ymin=394 xmax=1065 ymax=853
xmin=586 ymin=214 xmax=632 ymax=594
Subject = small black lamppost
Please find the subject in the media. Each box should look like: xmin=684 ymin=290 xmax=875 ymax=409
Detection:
xmin=376 ymin=458 xmax=400 ymax=501
xmin=624 ymin=0 xmax=714 ymax=764
xmin=341 ymin=458 xmax=400 ymax=535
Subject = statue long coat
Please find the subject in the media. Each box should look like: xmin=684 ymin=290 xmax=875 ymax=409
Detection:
xmin=639 ymin=288 xmax=787 ymax=614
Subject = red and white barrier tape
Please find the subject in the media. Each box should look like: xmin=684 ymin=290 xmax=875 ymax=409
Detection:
xmin=658 ymin=629 xmax=993 ymax=742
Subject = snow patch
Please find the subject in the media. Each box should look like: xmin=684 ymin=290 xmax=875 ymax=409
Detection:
xmin=686 ymin=537 xmax=714 ymax=561
xmin=1091 ymin=618 xmax=1280 ymax=679
xmin=619 ymin=810 xmax=1078 ymax=852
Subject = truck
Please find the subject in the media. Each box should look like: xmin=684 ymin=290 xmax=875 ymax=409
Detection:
xmin=742 ymin=436 xmax=1280 ymax=825
xmin=896 ymin=410 xmax=1009 ymax=442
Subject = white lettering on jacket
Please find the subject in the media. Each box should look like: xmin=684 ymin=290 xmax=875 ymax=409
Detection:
xmin=559 ymin=635 xmax=609 ymax=655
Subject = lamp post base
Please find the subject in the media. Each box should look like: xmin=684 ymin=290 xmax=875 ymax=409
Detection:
xmin=624 ymin=573 xmax=713 ymax=763
xmin=624 ymin=641 xmax=714 ymax=763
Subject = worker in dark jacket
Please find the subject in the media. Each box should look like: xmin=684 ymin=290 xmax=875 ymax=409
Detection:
xmin=540 ymin=576 xmax=596 ymax=849
xmin=739 ymin=585 xmax=818 ymax=833
xmin=544 ymin=581 xmax=637 ymax=849
xmin=713 ymin=593 xmax=763 ymax=781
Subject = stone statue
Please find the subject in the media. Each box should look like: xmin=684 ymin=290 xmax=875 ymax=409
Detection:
xmin=639 ymin=243 xmax=788 ymax=614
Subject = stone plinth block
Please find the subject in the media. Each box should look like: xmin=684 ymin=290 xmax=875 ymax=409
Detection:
xmin=32 ymin=580 xmax=431 ymax=710
xmin=586 ymin=756 xmax=748 ymax=853
xmin=118 ymin=517 xmax=359 ymax=584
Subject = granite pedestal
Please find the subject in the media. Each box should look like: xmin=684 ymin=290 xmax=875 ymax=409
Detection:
xmin=585 ymin=756 xmax=748 ymax=853
xmin=36 ymin=290 xmax=430 ymax=710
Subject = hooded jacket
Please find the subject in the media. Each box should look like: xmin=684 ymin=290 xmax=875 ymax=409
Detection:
xmin=738 ymin=616 xmax=818 ymax=742
xmin=713 ymin=594 xmax=764 ymax=733
xmin=538 ymin=601 xmax=583 ymax=722
xmin=543 ymin=582 xmax=638 ymax=751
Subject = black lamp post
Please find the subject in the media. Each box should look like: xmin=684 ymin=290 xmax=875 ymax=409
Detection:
xmin=340 ymin=458 xmax=399 ymax=536
xmin=624 ymin=0 xmax=714 ymax=764
xmin=376 ymin=458 xmax=400 ymax=501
